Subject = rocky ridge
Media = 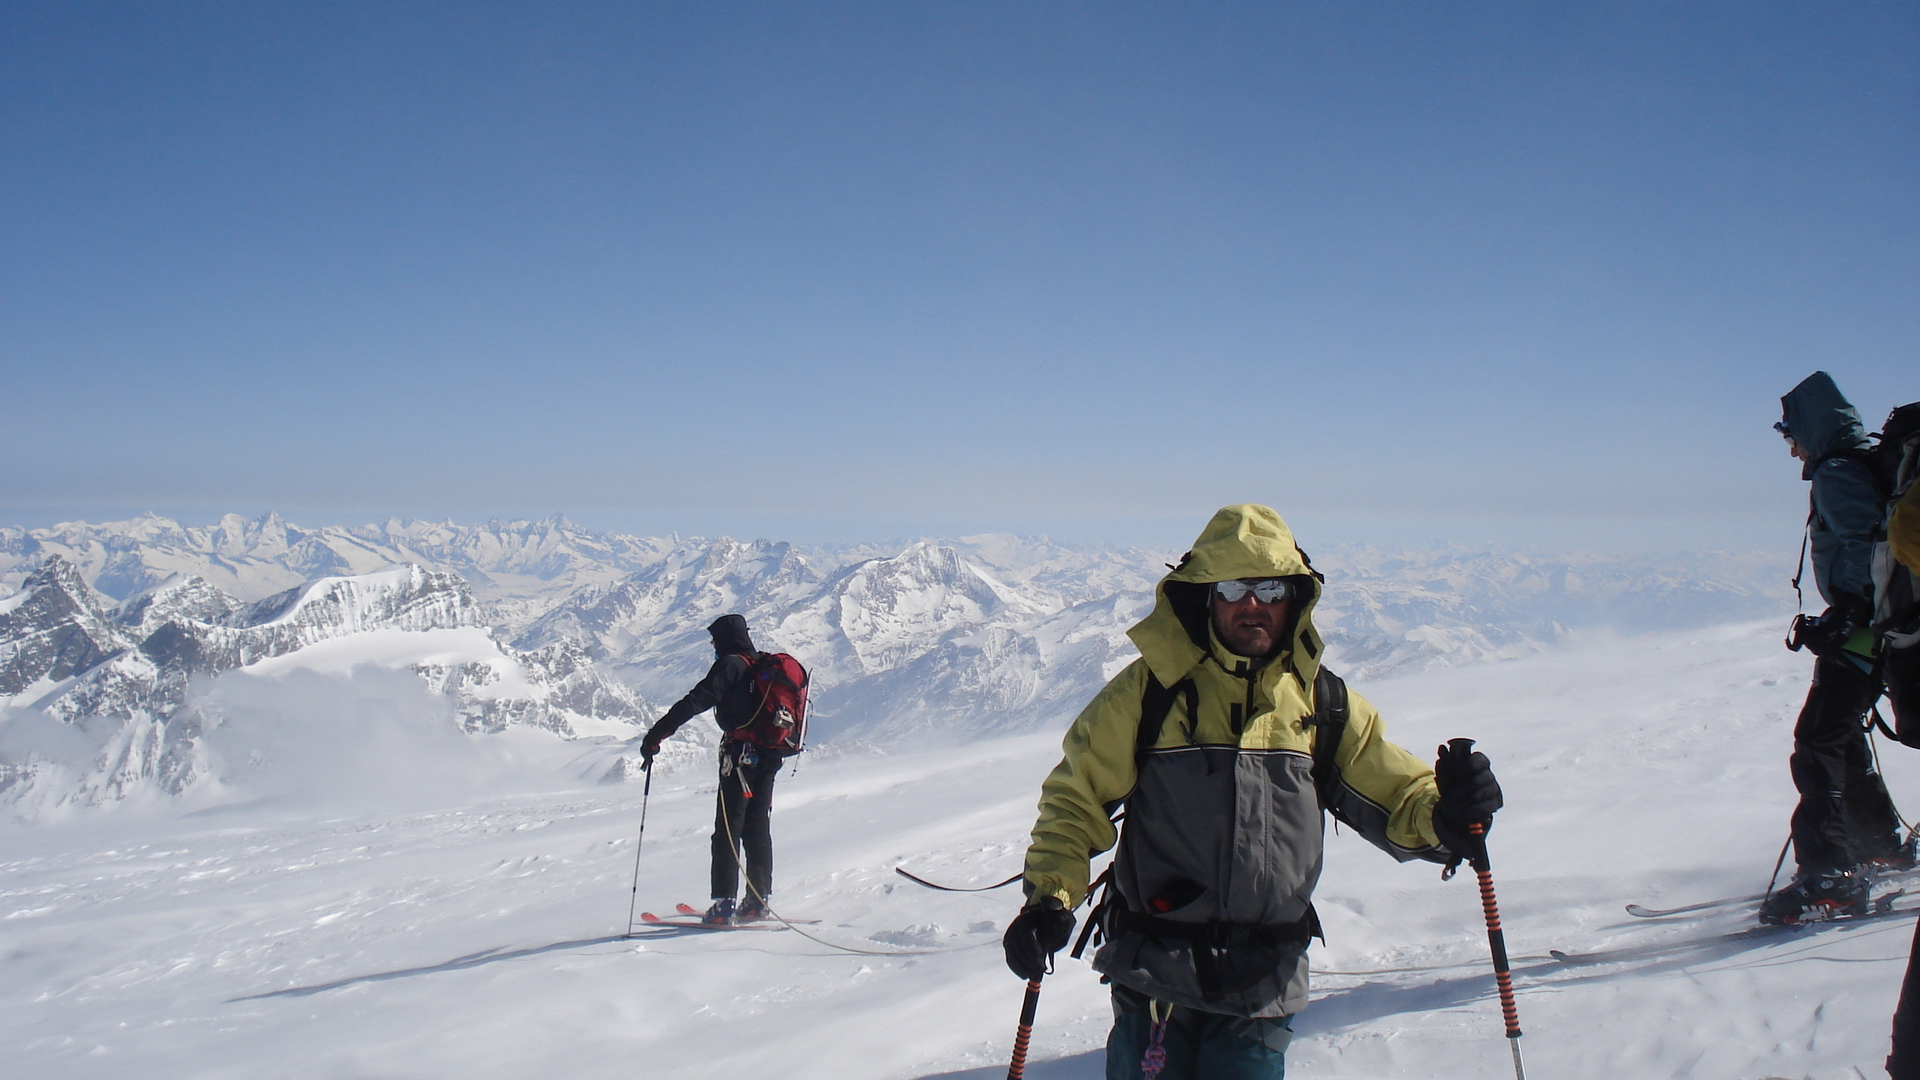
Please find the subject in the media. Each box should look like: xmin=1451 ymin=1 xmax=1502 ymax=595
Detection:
xmin=0 ymin=555 xmax=651 ymax=810
xmin=0 ymin=513 xmax=1795 ymax=812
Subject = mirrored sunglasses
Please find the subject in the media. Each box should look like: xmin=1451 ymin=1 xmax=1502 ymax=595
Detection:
xmin=1213 ymin=578 xmax=1291 ymax=604
xmin=1774 ymin=421 xmax=1793 ymax=441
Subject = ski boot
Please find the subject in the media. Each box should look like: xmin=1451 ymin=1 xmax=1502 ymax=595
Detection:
xmin=1863 ymin=833 xmax=1920 ymax=875
xmin=703 ymin=897 xmax=736 ymax=926
xmin=735 ymin=896 xmax=769 ymax=922
xmin=1759 ymin=868 xmax=1869 ymax=925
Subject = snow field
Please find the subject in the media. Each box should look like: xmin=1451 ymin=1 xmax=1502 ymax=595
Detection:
xmin=4 ymin=619 xmax=1918 ymax=1078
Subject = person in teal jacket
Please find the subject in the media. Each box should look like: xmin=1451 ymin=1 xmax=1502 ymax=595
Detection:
xmin=1765 ymin=372 xmax=1909 ymax=924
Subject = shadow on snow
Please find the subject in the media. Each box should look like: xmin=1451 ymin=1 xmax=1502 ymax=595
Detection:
xmin=915 ymin=912 xmax=1917 ymax=1077
xmin=229 ymin=933 xmax=637 ymax=1000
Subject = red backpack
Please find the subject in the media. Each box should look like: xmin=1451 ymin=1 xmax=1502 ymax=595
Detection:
xmin=730 ymin=652 xmax=809 ymax=752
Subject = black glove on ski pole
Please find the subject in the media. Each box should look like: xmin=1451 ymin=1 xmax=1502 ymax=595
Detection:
xmin=1001 ymin=894 xmax=1071 ymax=1079
xmin=1438 ymin=738 xmax=1525 ymax=1080
xmin=1002 ymin=897 xmax=1075 ymax=981
xmin=623 ymin=760 xmax=654 ymax=937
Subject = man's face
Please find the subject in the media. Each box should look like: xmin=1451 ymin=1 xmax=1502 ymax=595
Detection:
xmin=1777 ymin=422 xmax=1809 ymax=462
xmin=1209 ymin=580 xmax=1292 ymax=658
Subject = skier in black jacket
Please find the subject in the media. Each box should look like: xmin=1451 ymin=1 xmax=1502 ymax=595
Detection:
xmin=1763 ymin=372 xmax=1910 ymax=925
xmin=641 ymin=614 xmax=786 ymax=925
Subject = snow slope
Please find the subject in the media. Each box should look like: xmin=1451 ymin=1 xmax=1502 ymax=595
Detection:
xmin=3 ymin=619 xmax=1915 ymax=1078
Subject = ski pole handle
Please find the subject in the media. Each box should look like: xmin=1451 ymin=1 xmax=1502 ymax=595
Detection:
xmin=1007 ymin=976 xmax=1042 ymax=1080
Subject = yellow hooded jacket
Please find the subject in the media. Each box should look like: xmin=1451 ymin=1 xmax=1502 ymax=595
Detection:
xmin=1022 ymin=505 xmax=1445 ymax=1017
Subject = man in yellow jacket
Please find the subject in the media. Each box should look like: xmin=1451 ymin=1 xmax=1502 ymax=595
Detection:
xmin=1002 ymin=505 xmax=1503 ymax=1079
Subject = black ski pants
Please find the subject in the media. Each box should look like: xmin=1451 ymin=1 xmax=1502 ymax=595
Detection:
xmin=1789 ymin=654 xmax=1902 ymax=874
xmin=710 ymin=744 xmax=783 ymax=902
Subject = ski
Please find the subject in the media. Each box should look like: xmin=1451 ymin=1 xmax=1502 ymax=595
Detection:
xmin=1625 ymin=893 xmax=1766 ymax=918
xmin=1555 ymin=891 xmax=1913 ymax=965
xmin=665 ymin=901 xmax=812 ymax=924
xmin=634 ymin=914 xmax=792 ymax=932
xmin=634 ymin=907 xmax=821 ymax=931
xmin=1625 ymin=864 xmax=1920 ymax=918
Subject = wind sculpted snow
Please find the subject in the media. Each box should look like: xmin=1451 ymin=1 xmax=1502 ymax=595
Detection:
xmin=1 ymin=621 xmax=1913 ymax=1078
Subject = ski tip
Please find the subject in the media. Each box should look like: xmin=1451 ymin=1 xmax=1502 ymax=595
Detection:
xmin=676 ymin=903 xmax=700 ymax=916
xmin=1548 ymin=949 xmax=1573 ymax=962
xmin=1624 ymin=904 xmax=1659 ymax=917
xmin=640 ymin=912 xmax=662 ymax=923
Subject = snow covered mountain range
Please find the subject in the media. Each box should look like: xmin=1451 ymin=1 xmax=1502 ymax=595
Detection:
xmin=0 ymin=513 xmax=1794 ymax=814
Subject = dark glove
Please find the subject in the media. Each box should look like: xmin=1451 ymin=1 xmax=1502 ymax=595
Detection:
xmin=640 ymin=721 xmax=669 ymax=765
xmin=1433 ymin=738 xmax=1503 ymax=858
xmin=1002 ymin=896 xmax=1075 ymax=981
xmin=1790 ymin=606 xmax=1864 ymax=658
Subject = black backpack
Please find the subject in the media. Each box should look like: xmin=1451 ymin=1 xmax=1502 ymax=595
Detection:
xmin=1871 ymin=404 xmax=1920 ymax=493
xmin=1872 ymin=403 xmax=1920 ymax=744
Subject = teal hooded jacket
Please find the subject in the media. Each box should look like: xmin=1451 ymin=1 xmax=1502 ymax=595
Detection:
xmin=1781 ymin=371 xmax=1880 ymax=609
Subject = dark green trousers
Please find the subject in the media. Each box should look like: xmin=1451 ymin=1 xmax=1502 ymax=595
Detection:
xmin=1105 ymin=984 xmax=1293 ymax=1080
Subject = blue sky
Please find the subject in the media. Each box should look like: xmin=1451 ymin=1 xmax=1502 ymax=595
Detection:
xmin=2 ymin=2 xmax=1914 ymax=553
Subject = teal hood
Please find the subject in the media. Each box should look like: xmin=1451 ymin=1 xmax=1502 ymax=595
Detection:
xmin=1781 ymin=371 xmax=1871 ymax=480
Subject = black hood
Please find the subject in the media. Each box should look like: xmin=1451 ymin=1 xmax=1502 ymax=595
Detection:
xmin=708 ymin=614 xmax=756 ymax=655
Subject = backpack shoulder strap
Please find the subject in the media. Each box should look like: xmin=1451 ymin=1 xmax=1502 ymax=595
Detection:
xmin=1136 ymin=671 xmax=1198 ymax=760
xmin=1307 ymin=667 xmax=1349 ymax=809
xmin=1815 ymin=448 xmax=1891 ymax=500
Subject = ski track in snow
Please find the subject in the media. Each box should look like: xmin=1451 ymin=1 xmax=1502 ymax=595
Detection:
xmin=3 ymin=619 xmax=1916 ymax=1078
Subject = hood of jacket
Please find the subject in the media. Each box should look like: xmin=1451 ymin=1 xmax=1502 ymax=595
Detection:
xmin=708 ymin=613 xmax=756 ymax=655
xmin=1782 ymin=371 xmax=1872 ymax=479
xmin=1126 ymin=504 xmax=1325 ymax=688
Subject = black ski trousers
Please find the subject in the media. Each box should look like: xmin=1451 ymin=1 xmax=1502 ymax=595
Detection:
xmin=1789 ymin=654 xmax=1902 ymax=874
xmin=710 ymin=744 xmax=783 ymax=902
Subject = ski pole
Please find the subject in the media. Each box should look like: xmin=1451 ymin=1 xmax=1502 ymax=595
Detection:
xmin=1468 ymin=818 xmax=1526 ymax=1080
xmin=1006 ymin=975 xmax=1042 ymax=1080
xmin=622 ymin=759 xmax=654 ymax=937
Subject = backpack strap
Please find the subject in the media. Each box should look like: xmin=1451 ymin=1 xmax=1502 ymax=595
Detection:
xmin=1135 ymin=667 xmax=1344 ymax=800
xmin=1305 ymin=667 xmax=1349 ymax=810
xmin=1814 ymin=447 xmax=1891 ymax=500
xmin=1136 ymin=672 xmax=1198 ymax=759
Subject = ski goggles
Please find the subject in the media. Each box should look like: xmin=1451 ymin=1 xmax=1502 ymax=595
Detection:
xmin=1212 ymin=578 xmax=1292 ymax=604
xmin=1774 ymin=421 xmax=1793 ymax=441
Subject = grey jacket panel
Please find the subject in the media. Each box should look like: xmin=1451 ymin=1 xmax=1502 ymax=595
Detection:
xmin=1326 ymin=771 xmax=1452 ymax=865
xmin=1093 ymin=745 xmax=1325 ymax=1017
